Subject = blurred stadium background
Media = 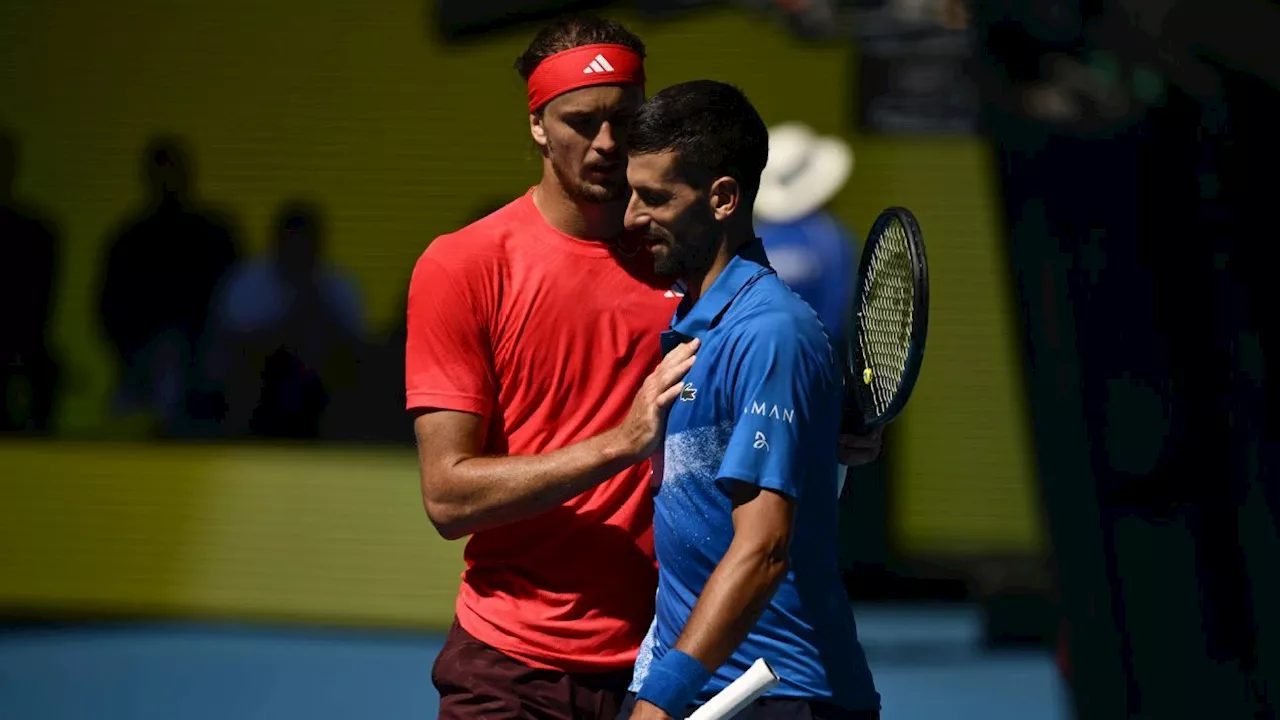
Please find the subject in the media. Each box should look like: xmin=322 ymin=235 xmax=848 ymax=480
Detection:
xmin=3 ymin=0 xmax=1277 ymax=718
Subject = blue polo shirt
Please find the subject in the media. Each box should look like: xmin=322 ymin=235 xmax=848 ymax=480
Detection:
xmin=632 ymin=241 xmax=879 ymax=711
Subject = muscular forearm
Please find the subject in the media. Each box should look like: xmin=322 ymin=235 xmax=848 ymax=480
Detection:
xmin=417 ymin=337 xmax=697 ymax=541
xmin=632 ymin=537 xmax=788 ymax=719
xmin=673 ymin=538 xmax=789 ymax=672
xmin=422 ymin=427 xmax=640 ymax=540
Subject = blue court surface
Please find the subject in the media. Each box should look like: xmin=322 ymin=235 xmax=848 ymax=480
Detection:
xmin=0 ymin=605 xmax=1067 ymax=719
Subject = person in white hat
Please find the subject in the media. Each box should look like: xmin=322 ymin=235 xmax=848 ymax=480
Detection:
xmin=754 ymin=122 xmax=859 ymax=346
xmin=755 ymin=123 xmax=886 ymax=592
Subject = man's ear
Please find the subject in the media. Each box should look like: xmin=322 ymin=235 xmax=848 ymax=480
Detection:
xmin=709 ymin=176 xmax=741 ymax=222
xmin=530 ymin=112 xmax=548 ymax=149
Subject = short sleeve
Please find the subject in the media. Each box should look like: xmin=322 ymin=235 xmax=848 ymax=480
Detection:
xmin=404 ymin=248 xmax=497 ymax=418
xmin=716 ymin=318 xmax=831 ymax=501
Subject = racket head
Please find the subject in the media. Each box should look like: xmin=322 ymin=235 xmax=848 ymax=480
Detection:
xmin=843 ymin=206 xmax=930 ymax=432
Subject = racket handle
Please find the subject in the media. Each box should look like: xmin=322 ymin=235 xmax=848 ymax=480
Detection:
xmin=687 ymin=658 xmax=780 ymax=720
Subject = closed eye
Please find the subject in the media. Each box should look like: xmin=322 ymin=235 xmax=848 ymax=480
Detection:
xmin=636 ymin=189 xmax=670 ymax=207
xmin=562 ymin=114 xmax=598 ymax=135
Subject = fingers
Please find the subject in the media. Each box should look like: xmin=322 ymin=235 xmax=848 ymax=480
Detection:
xmin=839 ymin=426 xmax=883 ymax=448
xmin=653 ymin=339 xmax=698 ymax=388
xmin=654 ymin=354 xmax=694 ymax=400
xmin=657 ymin=354 xmax=696 ymax=388
xmin=839 ymin=430 xmax=880 ymax=448
xmin=655 ymin=380 xmax=686 ymax=408
xmin=649 ymin=338 xmax=699 ymax=408
xmin=838 ymin=425 xmax=883 ymax=466
xmin=838 ymin=447 xmax=880 ymax=466
xmin=661 ymin=337 xmax=699 ymax=366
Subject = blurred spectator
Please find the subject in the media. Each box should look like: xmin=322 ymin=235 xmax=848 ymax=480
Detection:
xmin=208 ymin=200 xmax=363 ymax=439
xmin=0 ymin=129 xmax=60 ymax=433
xmin=754 ymin=123 xmax=896 ymax=595
xmin=332 ymin=198 xmax=510 ymax=445
xmin=97 ymin=136 xmax=241 ymax=434
xmin=734 ymin=0 xmax=843 ymax=39
xmin=754 ymin=122 xmax=859 ymax=345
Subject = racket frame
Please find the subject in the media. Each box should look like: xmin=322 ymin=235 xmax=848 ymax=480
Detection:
xmin=844 ymin=206 xmax=930 ymax=431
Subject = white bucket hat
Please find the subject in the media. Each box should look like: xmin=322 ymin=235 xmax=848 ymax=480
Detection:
xmin=754 ymin=122 xmax=855 ymax=224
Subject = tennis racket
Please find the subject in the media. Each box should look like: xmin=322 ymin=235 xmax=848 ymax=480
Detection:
xmin=842 ymin=206 xmax=929 ymax=435
xmin=687 ymin=658 xmax=780 ymax=720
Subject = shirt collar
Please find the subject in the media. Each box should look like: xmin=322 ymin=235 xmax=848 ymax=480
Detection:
xmin=662 ymin=239 xmax=773 ymax=351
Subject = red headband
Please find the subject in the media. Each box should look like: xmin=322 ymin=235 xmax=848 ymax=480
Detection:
xmin=526 ymin=43 xmax=645 ymax=112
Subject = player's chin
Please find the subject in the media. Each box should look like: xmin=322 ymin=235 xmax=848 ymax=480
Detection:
xmin=588 ymin=185 xmax=630 ymax=204
xmin=578 ymin=174 xmax=629 ymax=202
xmin=652 ymin=249 xmax=680 ymax=278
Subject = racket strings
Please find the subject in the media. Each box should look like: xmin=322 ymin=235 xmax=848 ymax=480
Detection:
xmin=858 ymin=220 xmax=915 ymax=414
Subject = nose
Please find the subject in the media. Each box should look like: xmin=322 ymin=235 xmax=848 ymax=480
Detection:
xmin=593 ymin=121 xmax=619 ymax=156
xmin=623 ymin=193 xmax=645 ymax=232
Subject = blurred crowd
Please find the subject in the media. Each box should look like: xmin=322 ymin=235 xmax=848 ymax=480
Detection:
xmin=0 ymin=123 xmax=860 ymax=445
xmin=0 ymin=134 xmax=421 ymax=443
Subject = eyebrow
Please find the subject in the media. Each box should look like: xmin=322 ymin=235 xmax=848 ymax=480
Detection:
xmin=634 ymin=186 xmax=671 ymax=200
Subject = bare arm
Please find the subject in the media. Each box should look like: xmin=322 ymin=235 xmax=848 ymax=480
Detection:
xmin=415 ymin=411 xmax=635 ymax=540
xmin=630 ymin=483 xmax=793 ymax=720
xmin=414 ymin=338 xmax=699 ymax=540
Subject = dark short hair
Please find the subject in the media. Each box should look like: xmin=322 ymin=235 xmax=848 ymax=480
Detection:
xmin=514 ymin=14 xmax=646 ymax=82
xmin=629 ymin=80 xmax=769 ymax=203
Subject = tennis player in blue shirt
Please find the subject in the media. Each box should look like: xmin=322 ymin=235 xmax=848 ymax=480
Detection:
xmin=617 ymin=80 xmax=880 ymax=720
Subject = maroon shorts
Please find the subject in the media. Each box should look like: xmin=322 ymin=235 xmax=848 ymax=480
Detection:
xmin=432 ymin=620 xmax=633 ymax=720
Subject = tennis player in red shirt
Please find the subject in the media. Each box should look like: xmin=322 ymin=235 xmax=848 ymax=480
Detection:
xmin=406 ymin=16 xmax=688 ymax=720
xmin=406 ymin=15 xmax=884 ymax=720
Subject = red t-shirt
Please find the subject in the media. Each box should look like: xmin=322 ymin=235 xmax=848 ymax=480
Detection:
xmin=405 ymin=191 xmax=680 ymax=673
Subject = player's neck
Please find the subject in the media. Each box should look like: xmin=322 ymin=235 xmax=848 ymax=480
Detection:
xmin=532 ymin=180 xmax=626 ymax=243
xmin=684 ymin=229 xmax=754 ymax=303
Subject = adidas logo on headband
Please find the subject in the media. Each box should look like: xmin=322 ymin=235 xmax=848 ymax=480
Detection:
xmin=526 ymin=44 xmax=644 ymax=112
xmin=582 ymin=54 xmax=616 ymax=74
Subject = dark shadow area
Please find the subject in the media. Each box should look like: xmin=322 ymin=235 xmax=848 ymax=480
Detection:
xmin=977 ymin=1 xmax=1280 ymax=715
xmin=96 ymin=136 xmax=242 ymax=437
xmin=433 ymin=0 xmax=619 ymax=42
xmin=0 ymin=129 xmax=61 ymax=435
xmin=329 ymin=198 xmax=512 ymax=446
xmin=202 ymin=200 xmax=365 ymax=440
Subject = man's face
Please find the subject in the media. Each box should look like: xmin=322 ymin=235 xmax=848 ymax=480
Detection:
xmin=624 ymin=150 xmax=719 ymax=278
xmin=534 ymin=85 xmax=642 ymax=204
